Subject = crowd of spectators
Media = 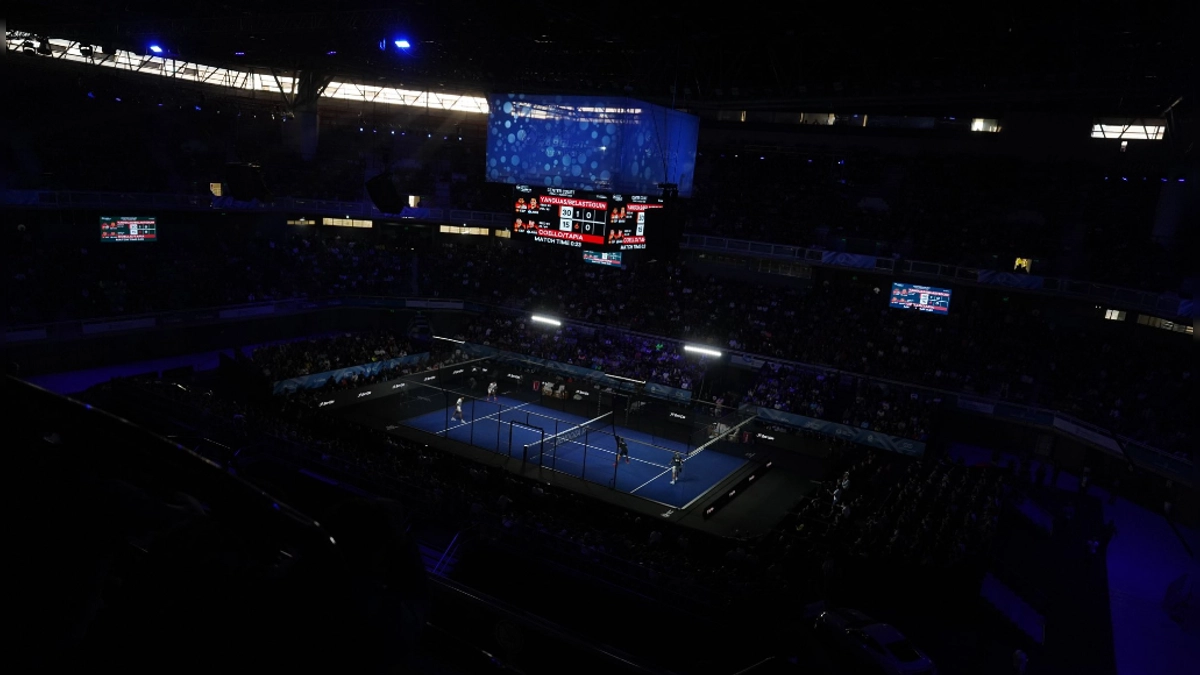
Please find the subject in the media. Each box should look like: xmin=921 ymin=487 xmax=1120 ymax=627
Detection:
xmin=421 ymin=243 xmax=1193 ymax=456
xmin=5 ymin=226 xmax=415 ymax=324
xmin=7 ymin=225 xmax=1192 ymax=457
xmin=250 ymin=331 xmax=415 ymax=381
xmin=688 ymin=149 xmax=1190 ymax=291
xmin=744 ymin=363 xmax=939 ymax=443
xmin=456 ymin=313 xmax=709 ymax=391
xmin=775 ymin=449 xmax=1005 ymax=572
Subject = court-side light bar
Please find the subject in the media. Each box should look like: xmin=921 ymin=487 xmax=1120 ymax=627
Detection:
xmin=605 ymin=373 xmax=646 ymax=385
xmin=683 ymin=345 xmax=722 ymax=358
xmin=432 ymin=335 xmax=465 ymax=344
xmin=530 ymin=315 xmax=561 ymax=327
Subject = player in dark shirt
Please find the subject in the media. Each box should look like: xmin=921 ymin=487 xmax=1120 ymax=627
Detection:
xmin=670 ymin=452 xmax=684 ymax=484
xmin=615 ymin=436 xmax=630 ymax=466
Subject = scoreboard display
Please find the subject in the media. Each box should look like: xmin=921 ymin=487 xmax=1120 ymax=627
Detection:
xmin=889 ymin=283 xmax=952 ymax=314
xmin=512 ymin=184 xmax=662 ymax=251
xmin=583 ymin=251 xmax=623 ymax=267
xmin=100 ymin=216 xmax=158 ymax=242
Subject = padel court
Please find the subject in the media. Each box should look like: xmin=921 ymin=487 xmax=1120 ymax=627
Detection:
xmin=332 ymin=354 xmax=753 ymax=509
xmin=405 ymin=397 xmax=746 ymax=507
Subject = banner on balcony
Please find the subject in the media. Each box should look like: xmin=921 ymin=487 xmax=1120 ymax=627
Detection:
xmin=1052 ymin=415 xmax=1122 ymax=454
xmin=977 ymin=271 xmax=1045 ymax=290
xmin=273 ymin=352 xmax=430 ymax=395
xmin=460 ymin=343 xmax=693 ymax=403
xmin=748 ymin=405 xmax=925 ymax=457
xmin=820 ymin=251 xmax=880 ymax=269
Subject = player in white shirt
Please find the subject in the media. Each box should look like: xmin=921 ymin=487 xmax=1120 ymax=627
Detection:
xmin=487 ymin=381 xmax=498 ymax=403
xmin=453 ymin=397 xmax=465 ymax=423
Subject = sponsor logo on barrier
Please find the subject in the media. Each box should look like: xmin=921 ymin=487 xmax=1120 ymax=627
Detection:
xmin=834 ymin=427 xmax=855 ymax=438
xmin=392 ymin=383 xmax=407 ymax=390
xmin=318 ymin=400 xmax=335 ymax=408
xmin=669 ymin=412 xmax=687 ymax=420
xmin=755 ymin=433 xmax=776 ymax=441
xmin=803 ymin=420 xmax=824 ymax=430
xmin=705 ymin=507 xmax=715 ymax=515
xmin=575 ymin=390 xmax=591 ymax=397
xmin=506 ymin=373 xmax=522 ymax=381
xmin=452 ymin=369 xmax=465 ymax=375
xmin=357 ymin=391 xmax=373 ymax=398
xmin=423 ymin=376 xmax=437 ymax=382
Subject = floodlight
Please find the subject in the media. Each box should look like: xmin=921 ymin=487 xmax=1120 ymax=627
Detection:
xmin=683 ymin=345 xmax=722 ymax=358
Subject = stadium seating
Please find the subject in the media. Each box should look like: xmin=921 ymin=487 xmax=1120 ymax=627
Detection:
xmin=8 ymin=68 xmax=1190 ymax=293
xmin=6 ymin=227 xmax=1192 ymax=456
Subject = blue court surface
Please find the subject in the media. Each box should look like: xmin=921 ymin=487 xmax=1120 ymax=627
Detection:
xmin=404 ymin=396 xmax=747 ymax=508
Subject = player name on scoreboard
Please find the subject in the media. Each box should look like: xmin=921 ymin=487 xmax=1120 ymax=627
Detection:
xmin=512 ymin=184 xmax=660 ymax=252
xmin=100 ymin=216 xmax=158 ymax=242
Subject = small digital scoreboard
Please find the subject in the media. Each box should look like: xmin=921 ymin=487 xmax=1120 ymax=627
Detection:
xmin=512 ymin=185 xmax=661 ymax=252
xmin=583 ymin=251 xmax=623 ymax=267
xmin=100 ymin=216 xmax=157 ymax=242
xmin=889 ymin=283 xmax=952 ymax=314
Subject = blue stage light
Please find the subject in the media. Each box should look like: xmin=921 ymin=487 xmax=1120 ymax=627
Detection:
xmin=394 ymin=39 xmax=411 ymax=49
xmin=149 ymin=45 xmax=163 ymax=54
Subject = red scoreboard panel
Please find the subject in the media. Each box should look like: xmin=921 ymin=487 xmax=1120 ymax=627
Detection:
xmin=512 ymin=185 xmax=661 ymax=251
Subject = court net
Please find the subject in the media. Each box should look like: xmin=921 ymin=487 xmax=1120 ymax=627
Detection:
xmin=525 ymin=411 xmax=613 ymax=466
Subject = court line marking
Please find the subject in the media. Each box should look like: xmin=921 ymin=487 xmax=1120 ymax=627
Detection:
xmin=536 ymin=436 xmax=669 ymax=472
xmin=630 ymin=447 xmax=706 ymax=494
xmin=438 ymin=400 xmax=714 ymax=502
xmin=442 ymin=400 xmax=536 ymax=432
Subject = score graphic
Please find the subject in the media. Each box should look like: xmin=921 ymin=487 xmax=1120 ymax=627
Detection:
xmin=512 ymin=185 xmax=659 ymax=252
xmin=557 ymin=204 xmax=605 ymax=237
xmin=889 ymin=283 xmax=952 ymax=314
xmin=100 ymin=216 xmax=158 ymax=242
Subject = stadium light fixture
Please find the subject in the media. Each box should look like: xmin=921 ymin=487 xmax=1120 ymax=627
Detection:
xmin=394 ymin=39 xmax=411 ymax=49
xmin=530 ymin=315 xmax=561 ymax=327
xmin=683 ymin=345 xmax=722 ymax=358
xmin=605 ymin=373 xmax=645 ymax=385
xmin=148 ymin=44 xmax=164 ymax=54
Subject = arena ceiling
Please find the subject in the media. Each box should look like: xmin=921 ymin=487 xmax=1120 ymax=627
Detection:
xmin=7 ymin=0 xmax=1195 ymax=112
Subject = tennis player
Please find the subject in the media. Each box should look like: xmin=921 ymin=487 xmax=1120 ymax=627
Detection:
xmin=670 ymin=452 xmax=684 ymax=484
xmin=487 ymin=380 xmax=498 ymax=403
xmin=614 ymin=436 xmax=630 ymax=466
xmin=453 ymin=397 xmax=465 ymax=423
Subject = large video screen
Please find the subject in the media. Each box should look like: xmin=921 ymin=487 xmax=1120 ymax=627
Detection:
xmin=512 ymin=184 xmax=662 ymax=251
xmin=100 ymin=216 xmax=157 ymax=242
xmin=889 ymin=283 xmax=952 ymax=314
xmin=487 ymin=94 xmax=699 ymax=197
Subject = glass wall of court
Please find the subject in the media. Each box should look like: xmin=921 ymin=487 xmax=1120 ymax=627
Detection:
xmin=388 ymin=355 xmax=756 ymax=491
